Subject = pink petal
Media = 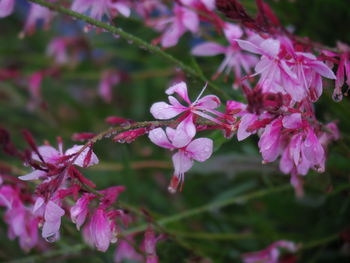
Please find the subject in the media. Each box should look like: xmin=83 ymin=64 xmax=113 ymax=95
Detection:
xmin=65 ymin=145 xmax=99 ymax=167
xmin=236 ymin=40 xmax=261 ymax=54
xmin=32 ymin=145 xmax=60 ymax=164
xmin=201 ymin=0 xmax=215 ymax=10
xmin=172 ymin=151 xmax=193 ymax=175
xmin=223 ymin=23 xmax=243 ymax=42
xmin=19 ymin=170 xmax=46 ymax=181
xmin=161 ymin=23 xmax=183 ymax=48
xmin=191 ymin=42 xmax=226 ymax=56
xmin=310 ymin=60 xmax=336 ymax=79
xmin=282 ymin=113 xmax=302 ymax=129
xmin=302 ymin=128 xmax=325 ymax=166
xmin=237 ymin=113 xmax=257 ymax=141
xmin=260 ymin=39 xmax=280 ymax=57
xmin=70 ymin=194 xmax=91 ymax=230
xmin=182 ymin=8 xmax=199 ymax=33
xmin=258 ymin=119 xmax=282 ymax=162
xmin=172 ymin=114 xmax=196 ymax=148
xmin=90 ymin=209 xmax=112 ymax=252
xmin=279 ymin=148 xmax=293 ymax=174
xmin=113 ymin=3 xmax=131 ymax=17
xmin=148 ymin=128 xmax=174 ymax=149
xmin=166 ymin=81 xmax=190 ymax=104
xmin=289 ymin=134 xmax=302 ymax=165
xmin=165 ymin=127 xmax=176 ymax=142
xmin=196 ymin=95 xmax=221 ymax=109
xmin=150 ymin=101 xmax=184 ymax=119
xmin=0 ymin=0 xmax=15 ymax=18
xmin=186 ymin=138 xmax=213 ymax=162
xmin=42 ymin=201 xmax=65 ymax=242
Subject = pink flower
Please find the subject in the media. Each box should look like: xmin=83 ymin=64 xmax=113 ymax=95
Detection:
xmin=152 ymin=4 xmax=199 ymax=47
xmin=142 ymin=226 xmax=160 ymax=263
xmin=98 ymin=70 xmax=121 ymax=103
xmin=71 ymin=0 xmax=131 ymax=21
xmin=289 ymin=51 xmax=336 ymax=102
xmin=237 ymin=37 xmax=301 ymax=101
xmin=0 ymin=0 xmax=15 ymax=18
xmin=83 ymin=208 xmax=117 ymax=252
xmin=114 ymin=235 xmax=143 ymax=263
xmin=20 ymin=3 xmax=54 ymax=37
xmin=258 ymin=118 xmax=283 ymax=163
xmin=192 ymin=23 xmax=257 ymax=88
xmin=19 ymin=143 xmax=99 ymax=181
xmin=241 ymin=240 xmax=298 ymax=263
xmin=149 ymin=127 xmax=213 ymax=193
xmin=70 ymin=193 xmax=95 ymax=230
xmin=279 ymin=113 xmax=325 ymax=176
xmin=150 ymin=81 xmax=221 ymax=147
xmin=41 ymin=200 xmax=65 ymax=242
xmin=0 ymin=185 xmax=40 ymax=251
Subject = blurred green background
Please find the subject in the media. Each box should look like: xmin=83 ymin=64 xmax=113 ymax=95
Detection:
xmin=0 ymin=0 xmax=350 ymax=262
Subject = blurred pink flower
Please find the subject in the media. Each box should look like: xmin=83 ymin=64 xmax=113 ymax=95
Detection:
xmin=0 ymin=0 xmax=15 ymax=18
xmin=21 ymin=3 xmax=54 ymax=37
xmin=98 ymin=70 xmax=121 ymax=103
xmin=192 ymin=23 xmax=257 ymax=88
xmin=71 ymin=0 xmax=131 ymax=21
xmin=242 ymin=240 xmax=298 ymax=263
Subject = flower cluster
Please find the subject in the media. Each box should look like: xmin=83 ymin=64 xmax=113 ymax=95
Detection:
xmin=0 ymin=128 xmax=162 ymax=260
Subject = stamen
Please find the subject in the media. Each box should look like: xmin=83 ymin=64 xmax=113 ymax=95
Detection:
xmin=193 ymin=82 xmax=208 ymax=104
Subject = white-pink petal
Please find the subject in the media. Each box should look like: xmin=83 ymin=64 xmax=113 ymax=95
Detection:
xmin=237 ymin=114 xmax=257 ymax=141
xmin=260 ymin=39 xmax=280 ymax=57
xmin=150 ymin=101 xmax=184 ymax=119
xmin=186 ymin=138 xmax=213 ymax=162
xmin=32 ymin=145 xmax=60 ymax=164
xmin=310 ymin=60 xmax=336 ymax=79
xmin=166 ymin=81 xmax=190 ymax=103
xmin=191 ymin=42 xmax=226 ymax=56
xmin=182 ymin=8 xmax=199 ymax=33
xmin=236 ymin=40 xmax=261 ymax=54
xmin=19 ymin=170 xmax=46 ymax=181
xmin=42 ymin=201 xmax=65 ymax=242
xmin=172 ymin=115 xmax=196 ymax=148
xmin=223 ymin=23 xmax=243 ymax=42
xmin=148 ymin=128 xmax=174 ymax=149
xmin=196 ymin=95 xmax=221 ymax=109
xmin=113 ymin=3 xmax=131 ymax=17
xmin=172 ymin=151 xmax=193 ymax=176
xmin=65 ymin=145 xmax=99 ymax=167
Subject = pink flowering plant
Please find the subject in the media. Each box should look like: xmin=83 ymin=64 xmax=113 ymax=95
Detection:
xmin=0 ymin=0 xmax=350 ymax=262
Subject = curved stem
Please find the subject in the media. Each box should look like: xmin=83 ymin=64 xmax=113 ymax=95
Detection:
xmin=124 ymin=184 xmax=292 ymax=235
xmin=27 ymin=0 xmax=230 ymax=100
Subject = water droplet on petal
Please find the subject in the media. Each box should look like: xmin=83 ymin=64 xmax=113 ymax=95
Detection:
xmin=332 ymin=88 xmax=343 ymax=102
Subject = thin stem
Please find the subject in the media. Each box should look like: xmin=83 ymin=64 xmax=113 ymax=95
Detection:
xmin=27 ymin=0 xmax=230 ymax=100
xmin=4 ymin=244 xmax=87 ymax=263
xmin=301 ymin=233 xmax=339 ymax=251
xmin=124 ymin=184 xmax=292 ymax=235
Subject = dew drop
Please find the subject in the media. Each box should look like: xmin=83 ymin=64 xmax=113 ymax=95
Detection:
xmin=332 ymin=88 xmax=343 ymax=102
xmin=45 ymin=234 xmax=57 ymax=243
